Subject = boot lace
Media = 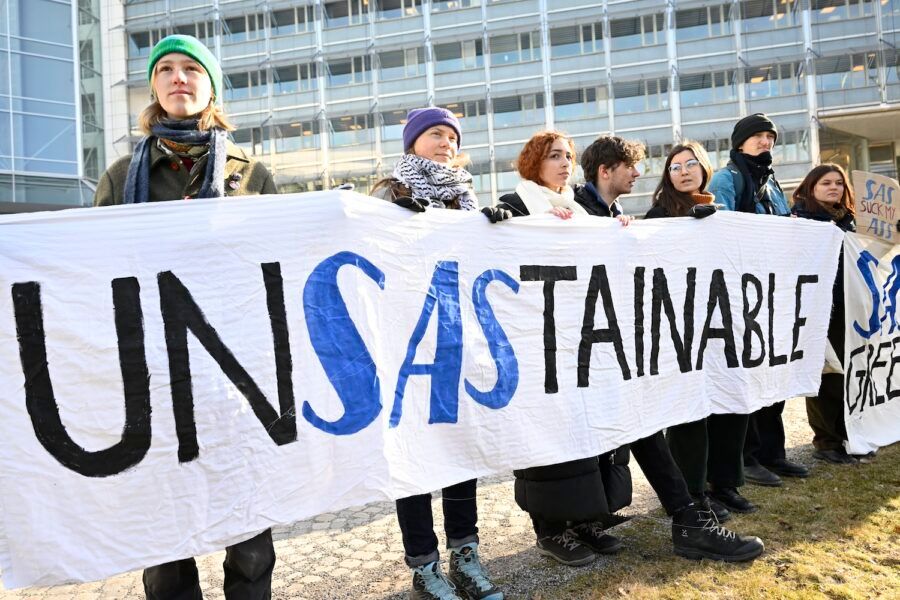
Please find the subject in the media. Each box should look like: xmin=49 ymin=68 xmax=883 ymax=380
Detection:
xmin=698 ymin=510 xmax=736 ymax=541
xmin=416 ymin=562 xmax=459 ymax=600
xmin=552 ymin=530 xmax=583 ymax=551
xmin=452 ymin=546 xmax=494 ymax=592
xmin=575 ymin=522 xmax=606 ymax=538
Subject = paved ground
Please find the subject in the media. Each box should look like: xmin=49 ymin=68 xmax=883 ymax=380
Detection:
xmin=1 ymin=400 xmax=822 ymax=599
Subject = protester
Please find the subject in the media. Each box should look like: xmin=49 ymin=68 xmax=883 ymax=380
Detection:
xmin=492 ymin=131 xmax=626 ymax=566
xmin=495 ymin=132 xmax=764 ymax=565
xmin=371 ymin=106 xmax=503 ymax=600
xmin=708 ymin=113 xmax=810 ymax=491
xmin=93 ymin=34 xmax=277 ymax=599
xmin=791 ymin=164 xmax=860 ymax=464
xmin=645 ymin=141 xmax=765 ymax=521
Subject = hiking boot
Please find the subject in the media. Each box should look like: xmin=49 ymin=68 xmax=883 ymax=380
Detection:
xmin=672 ymin=504 xmax=764 ymax=562
xmin=690 ymin=493 xmax=730 ymax=523
xmin=448 ymin=542 xmax=503 ymax=600
xmin=410 ymin=561 xmax=462 ymax=600
xmin=570 ymin=522 xmax=623 ymax=554
xmin=535 ymin=529 xmax=596 ymax=566
xmin=708 ymin=487 xmax=757 ymax=513
xmin=744 ymin=464 xmax=783 ymax=487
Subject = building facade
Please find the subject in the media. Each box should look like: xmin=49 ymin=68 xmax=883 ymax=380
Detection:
xmin=107 ymin=0 xmax=899 ymax=213
xmin=0 ymin=0 xmax=105 ymax=212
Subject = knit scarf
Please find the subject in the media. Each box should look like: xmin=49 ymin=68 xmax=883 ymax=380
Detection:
xmin=392 ymin=154 xmax=477 ymax=211
xmin=692 ymin=191 xmax=715 ymax=205
xmin=124 ymin=118 xmax=227 ymax=204
xmin=515 ymin=180 xmax=587 ymax=216
xmin=730 ymin=149 xmax=775 ymax=214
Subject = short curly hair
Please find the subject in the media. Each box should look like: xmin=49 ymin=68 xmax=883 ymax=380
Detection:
xmin=515 ymin=130 xmax=576 ymax=185
xmin=580 ymin=135 xmax=646 ymax=187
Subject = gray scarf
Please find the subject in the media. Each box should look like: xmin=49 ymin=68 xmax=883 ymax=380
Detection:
xmin=392 ymin=154 xmax=477 ymax=211
xmin=124 ymin=118 xmax=227 ymax=204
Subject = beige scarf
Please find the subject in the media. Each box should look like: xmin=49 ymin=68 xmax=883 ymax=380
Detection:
xmin=515 ymin=180 xmax=587 ymax=216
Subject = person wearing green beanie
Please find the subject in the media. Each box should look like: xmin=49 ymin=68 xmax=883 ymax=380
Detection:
xmin=93 ymin=34 xmax=278 ymax=600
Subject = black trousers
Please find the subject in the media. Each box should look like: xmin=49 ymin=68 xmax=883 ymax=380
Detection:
xmin=143 ymin=529 xmax=275 ymax=600
xmin=806 ymin=374 xmax=846 ymax=451
xmin=666 ymin=414 xmax=747 ymax=495
xmin=744 ymin=402 xmax=786 ymax=466
xmin=630 ymin=431 xmax=694 ymax=515
xmin=395 ymin=479 xmax=479 ymax=566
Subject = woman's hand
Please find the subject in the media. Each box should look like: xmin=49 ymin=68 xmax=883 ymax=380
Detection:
xmin=615 ymin=214 xmax=633 ymax=227
xmin=549 ymin=207 xmax=573 ymax=220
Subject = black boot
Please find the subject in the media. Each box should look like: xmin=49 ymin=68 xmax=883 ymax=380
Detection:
xmin=672 ymin=503 xmax=764 ymax=562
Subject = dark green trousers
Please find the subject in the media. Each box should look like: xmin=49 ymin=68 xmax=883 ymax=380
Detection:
xmin=666 ymin=414 xmax=748 ymax=495
xmin=806 ymin=373 xmax=847 ymax=451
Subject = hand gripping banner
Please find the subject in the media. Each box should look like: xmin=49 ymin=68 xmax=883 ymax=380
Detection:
xmin=0 ymin=192 xmax=841 ymax=588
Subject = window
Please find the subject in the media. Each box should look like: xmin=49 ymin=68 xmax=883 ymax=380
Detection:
xmin=379 ymin=48 xmax=426 ymax=80
xmin=273 ymin=64 xmax=317 ymax=94
xmin=331 ymin=114 xmax=374 ymax=146
xmin=741 ymin=0 xmax=798 ymax=32
xmin=772 ymin=130 xmax=810 ymax=163
xmin=328 ymin=56 xmax=372 ymax=86
xmin=440 ymin=100 xmax=487 ymax=130
xmin=432 ymin=0 xmax=479 ymax=12
xmin=325 ymin=0 xmax=368 ymax=27
xmin=129 ymin=28 xmax=168 ymax=58
xmin=493 ymin=93 xmax=544 ymax=127
xmin=173 ymin=22 xmax=214 ymax=45
xmin=816 ymin=53 xmax=878 ymax=91
xmin=549 ymin=22 xmax=603 ymax=58
xmin=378 ymin=0 xmax=422 ymax=20
xmin=490 ymin=32 xmax=541 ymax=65
xmin=812 ymin=0 xmax=874 ymax=22
xmin=224 ymin=14 xmax=263 ymax=44
xmin=613 ymin=78 xmax=668 ymax=114
xmin=275 ymin=121 xmax=321 ymax=153
xmin=642 ymin=143 xmax=674 ymax=176
xmin=679 ymin=70 xmax=737 ymax=106
xmin=746 ymin=62 xmax=804 ymax=98
xmin=224 ymin=70 xmax=267 ymax=101
xmin=271 ymin=7 xmax=314 ymax=35
xmin=382 ymin=110 xmax=407 ymax=141
xmin=610 ymin=13 xmax=664 ymax=50
xmin=675 ymin=4 xmax=733 ymax=41
xmin=434 ymin=40 xmax=484 ymax=72
xmin=553 ymin=86 xmax=608 ymax=121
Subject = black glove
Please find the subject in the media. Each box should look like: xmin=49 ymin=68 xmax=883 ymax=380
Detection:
xmin=481 ymin=206 xmax=513 ymax=223
xmin=690 ymin=204 xmax=717 ymax=219
xmin=393 ymin=196 xmax=428 ymax=213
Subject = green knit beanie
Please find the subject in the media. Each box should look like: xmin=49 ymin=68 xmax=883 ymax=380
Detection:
xmin=148 ymin=34 xmax=222 ymax=100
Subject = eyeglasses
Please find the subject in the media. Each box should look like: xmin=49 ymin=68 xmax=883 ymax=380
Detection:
xmin=668 ymin=159 xmax=701 ymax=174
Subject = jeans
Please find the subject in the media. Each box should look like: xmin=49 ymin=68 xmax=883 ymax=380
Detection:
xmin=395 ymin=479 xmax=479 ymax=566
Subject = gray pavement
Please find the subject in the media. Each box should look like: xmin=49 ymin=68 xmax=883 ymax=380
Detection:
xmin=1 ymin=401 xmax=816 ymax=599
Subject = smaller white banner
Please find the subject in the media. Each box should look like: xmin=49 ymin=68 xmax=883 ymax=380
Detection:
xmin=843 ymin=232 xmax=900 ymax=454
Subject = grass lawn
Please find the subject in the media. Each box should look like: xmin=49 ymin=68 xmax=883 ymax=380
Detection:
xmin=546 ymin=442 xmax=900 ymax=600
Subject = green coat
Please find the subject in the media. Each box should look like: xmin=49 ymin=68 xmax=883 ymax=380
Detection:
xmin=94 ymin=138 xmax=277 ymax=206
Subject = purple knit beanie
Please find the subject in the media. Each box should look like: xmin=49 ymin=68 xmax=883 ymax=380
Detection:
xmin=402 ymin=107 xmax=462 ymax=151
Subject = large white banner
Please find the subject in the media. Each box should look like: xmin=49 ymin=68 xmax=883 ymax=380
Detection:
xmin=0 ymin=192 xmax=841 ymax=588
xmin=843 ymin=232 xmax=900 ymax=454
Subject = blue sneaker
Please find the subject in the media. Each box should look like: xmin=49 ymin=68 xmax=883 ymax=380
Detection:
xmin=410 ymin=561 xmax=462 ymax=600
xmin=448 ymin=542 xmax=504 ymax=600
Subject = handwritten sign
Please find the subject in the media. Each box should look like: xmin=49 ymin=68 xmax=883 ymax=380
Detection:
xmin=851 ymin=170 xmax=900 ymax=244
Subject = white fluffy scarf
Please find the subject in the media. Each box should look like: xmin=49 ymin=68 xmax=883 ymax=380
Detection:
xmin=515 ymin=180 xmax=587 ymax=216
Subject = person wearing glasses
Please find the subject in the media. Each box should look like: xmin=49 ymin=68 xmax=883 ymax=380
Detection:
xmin=643 ymin=142 xmax=757 ymax=524
xmin=708 ymin=114 xmax=810 ymax=498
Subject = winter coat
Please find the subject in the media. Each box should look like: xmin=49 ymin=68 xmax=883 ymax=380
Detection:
xmin=94 ymin=138 xmax=277 ymax=206
xmin=572 ymin=183 xmax=624 ymax=217
xmin=708 ymin=162 xmax=789 ymax=216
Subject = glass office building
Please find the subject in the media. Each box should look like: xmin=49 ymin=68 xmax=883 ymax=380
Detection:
xmin=0 ymin=0 xmax=104 ymax=212
xmin=111 ymin=0 xmax=899 ymax=213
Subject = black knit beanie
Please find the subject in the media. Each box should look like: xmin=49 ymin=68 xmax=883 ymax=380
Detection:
xmin=731 ymin=113 xmax=777 ymax=150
